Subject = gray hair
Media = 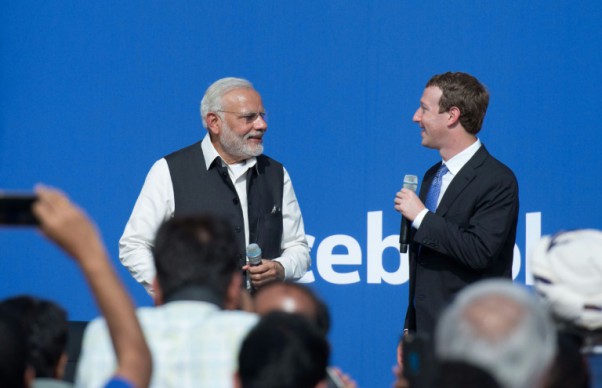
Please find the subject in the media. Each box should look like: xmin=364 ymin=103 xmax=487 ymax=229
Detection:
xmin=199 ymin=77 xmax=254 ymax=128
xmin=435 ymin=279 xmax=557 ymax=388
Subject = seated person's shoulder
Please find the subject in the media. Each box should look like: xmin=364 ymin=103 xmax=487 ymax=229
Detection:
xmin=217 ymin=309 xmax=259 ymax=327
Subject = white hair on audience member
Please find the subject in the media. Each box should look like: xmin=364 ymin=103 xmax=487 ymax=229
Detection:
xmin=530 ymin=229 xmax=602 ymax=331
xmin=435 ymin=279 xmax=557 ymax=388
xmin=200 ymin=77 xmax=254 ymax=128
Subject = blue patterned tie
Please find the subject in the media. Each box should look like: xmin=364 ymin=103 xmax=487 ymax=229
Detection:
xmin=424 ymin=164 xmax=448 ymax=212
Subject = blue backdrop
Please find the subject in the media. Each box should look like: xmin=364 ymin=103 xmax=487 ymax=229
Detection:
xmin=2 ymin=1 xmax=602 ymax=386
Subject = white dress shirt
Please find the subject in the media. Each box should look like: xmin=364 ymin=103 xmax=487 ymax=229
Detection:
xmin=413 ymin=139 xmax=482 ymax=229
xmin=119 ymin=135 xmax=311 ymax=292
xmin=75 ymin=302 xmax=258 ymax=388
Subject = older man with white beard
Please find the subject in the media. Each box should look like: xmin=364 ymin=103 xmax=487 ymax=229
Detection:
xmin=119 ymin=77 xmax=310 ymax=295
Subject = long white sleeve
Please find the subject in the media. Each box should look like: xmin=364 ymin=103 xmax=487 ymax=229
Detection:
xmin=272 ymin=167 xmax=311 ymax=280
xmin=119 ymin=159 xmax=174 ymax=293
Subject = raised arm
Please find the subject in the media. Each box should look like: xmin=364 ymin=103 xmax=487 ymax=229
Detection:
xmin=33 ymin=185 xmax=152 ymax=388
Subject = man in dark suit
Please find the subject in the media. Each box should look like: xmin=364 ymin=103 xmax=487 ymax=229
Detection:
xmin=394 ymin=72 xmax=519 ymax=337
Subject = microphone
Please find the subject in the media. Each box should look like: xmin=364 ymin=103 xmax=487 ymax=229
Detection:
xmin=399 ymin=174 xmax=418 ymax=253
xmin=246 ymin=243 xmax=262 ymax=266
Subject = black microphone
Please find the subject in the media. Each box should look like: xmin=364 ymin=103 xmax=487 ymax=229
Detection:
xmin=399 ymin=174 xmax=418 ymax=253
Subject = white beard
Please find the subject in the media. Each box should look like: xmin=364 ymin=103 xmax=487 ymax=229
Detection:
xmin=219 ymin=122 xmax=264 ymax=160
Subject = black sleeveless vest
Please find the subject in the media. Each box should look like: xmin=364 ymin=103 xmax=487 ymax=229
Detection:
xmin=164 ymin=142 xmax=284 ymax=268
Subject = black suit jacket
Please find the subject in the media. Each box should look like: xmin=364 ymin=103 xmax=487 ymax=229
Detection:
xmin=405 ymin=145 xmax=519 ymax=336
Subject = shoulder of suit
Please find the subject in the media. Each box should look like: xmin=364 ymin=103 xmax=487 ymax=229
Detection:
xmin=481 ymin=151 xmax=515 ymax=174
xmin=477 ymin=149 xmax=518 ymax=185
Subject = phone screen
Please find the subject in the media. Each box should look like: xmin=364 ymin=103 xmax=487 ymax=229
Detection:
xmin=0 ymin=194 xmax=39 ymax=226
xmin=402 ymin=332 xmax=438 ymax=388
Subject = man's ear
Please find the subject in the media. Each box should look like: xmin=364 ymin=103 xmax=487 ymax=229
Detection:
xmin=205 ymin=112 xmax=222 ymax=136
xmin=224 ymin=272 xmax=243 ymax=310
xmin=152 ymin=277 xmax=163 ymax=306
xmin=233 ymin=370 xmax=242 ymax=388
xmin=315 ymin=379 xmax=329 ymax=388
xmin=25 ymin=365 xmax=35 ymax=387
xmin=448 ymin=106 xmax=461 ymax=126
xmin=55 ymin=352 xmax=69 ymax=379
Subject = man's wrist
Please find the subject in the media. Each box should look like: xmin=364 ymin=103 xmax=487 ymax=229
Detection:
xmin=412 ymin=208 xmax=429 ymax=229
xmin=274 ymin=261 xmax=285 ymax=280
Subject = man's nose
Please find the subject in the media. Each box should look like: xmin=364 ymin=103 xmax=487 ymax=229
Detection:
xmin=412 ymin=108 xmax=421 ymax=123
xmin=254 ymin=115 xmax=267 ymax=130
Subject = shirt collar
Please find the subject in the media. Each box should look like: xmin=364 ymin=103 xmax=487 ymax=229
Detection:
xmin=442 ymin=139 xmax=482 ymax=176
xmin=200 ymin=134 xmax=258 ymax=172
xmin=163 ymin=285 xmax=224 ymax=308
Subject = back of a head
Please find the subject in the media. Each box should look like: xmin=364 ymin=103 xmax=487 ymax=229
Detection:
xmin=238 ymin=312 xmax=329 ymax=388
xmin=0 ymin=296 xmax=68 ymax=379
xmin=530 ymin=229 xmax=602 ymax=336
xmin=0 ymin=308 xmax=29 ymax=387
xmin=153 ymin=215 xmax=239 ymax=301
xmin=253 ymin=282 xmax=331 ymax=335
xmin=426 ymin=71 xmax=489 ymax=135
xmin=435 ymin=279 xmax=556 ymax=388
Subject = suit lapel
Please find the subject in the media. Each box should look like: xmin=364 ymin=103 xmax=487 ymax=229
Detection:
xmin=436 ymin=146 xmax=489 ymax=216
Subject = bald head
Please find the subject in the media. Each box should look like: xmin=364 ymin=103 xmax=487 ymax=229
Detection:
xmin=254 ymin=283 xmax=318 ymax=319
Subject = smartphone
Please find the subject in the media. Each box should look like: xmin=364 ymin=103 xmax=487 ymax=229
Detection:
xmin=0 ymin=193 xmax=39 ymax=226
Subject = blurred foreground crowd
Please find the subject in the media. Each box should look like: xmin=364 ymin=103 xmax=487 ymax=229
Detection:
xmin=1 ymin=187 xmax=601 ymax=388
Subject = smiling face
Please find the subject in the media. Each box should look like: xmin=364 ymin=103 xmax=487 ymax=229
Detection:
xmin=412 ymin=86 xmax=450 ymax=150
xmin=209 ymin=88 xmax=267 ymax=164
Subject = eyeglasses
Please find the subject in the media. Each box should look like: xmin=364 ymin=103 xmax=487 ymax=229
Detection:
xmin=217 ymin=110 xmax=268 ymax=124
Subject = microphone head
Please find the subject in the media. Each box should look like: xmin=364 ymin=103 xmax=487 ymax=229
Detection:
xmin=246 ymin=243 xmax=262 ymax=259
xmin=403 ymin=174 xmax=419 ymax=192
